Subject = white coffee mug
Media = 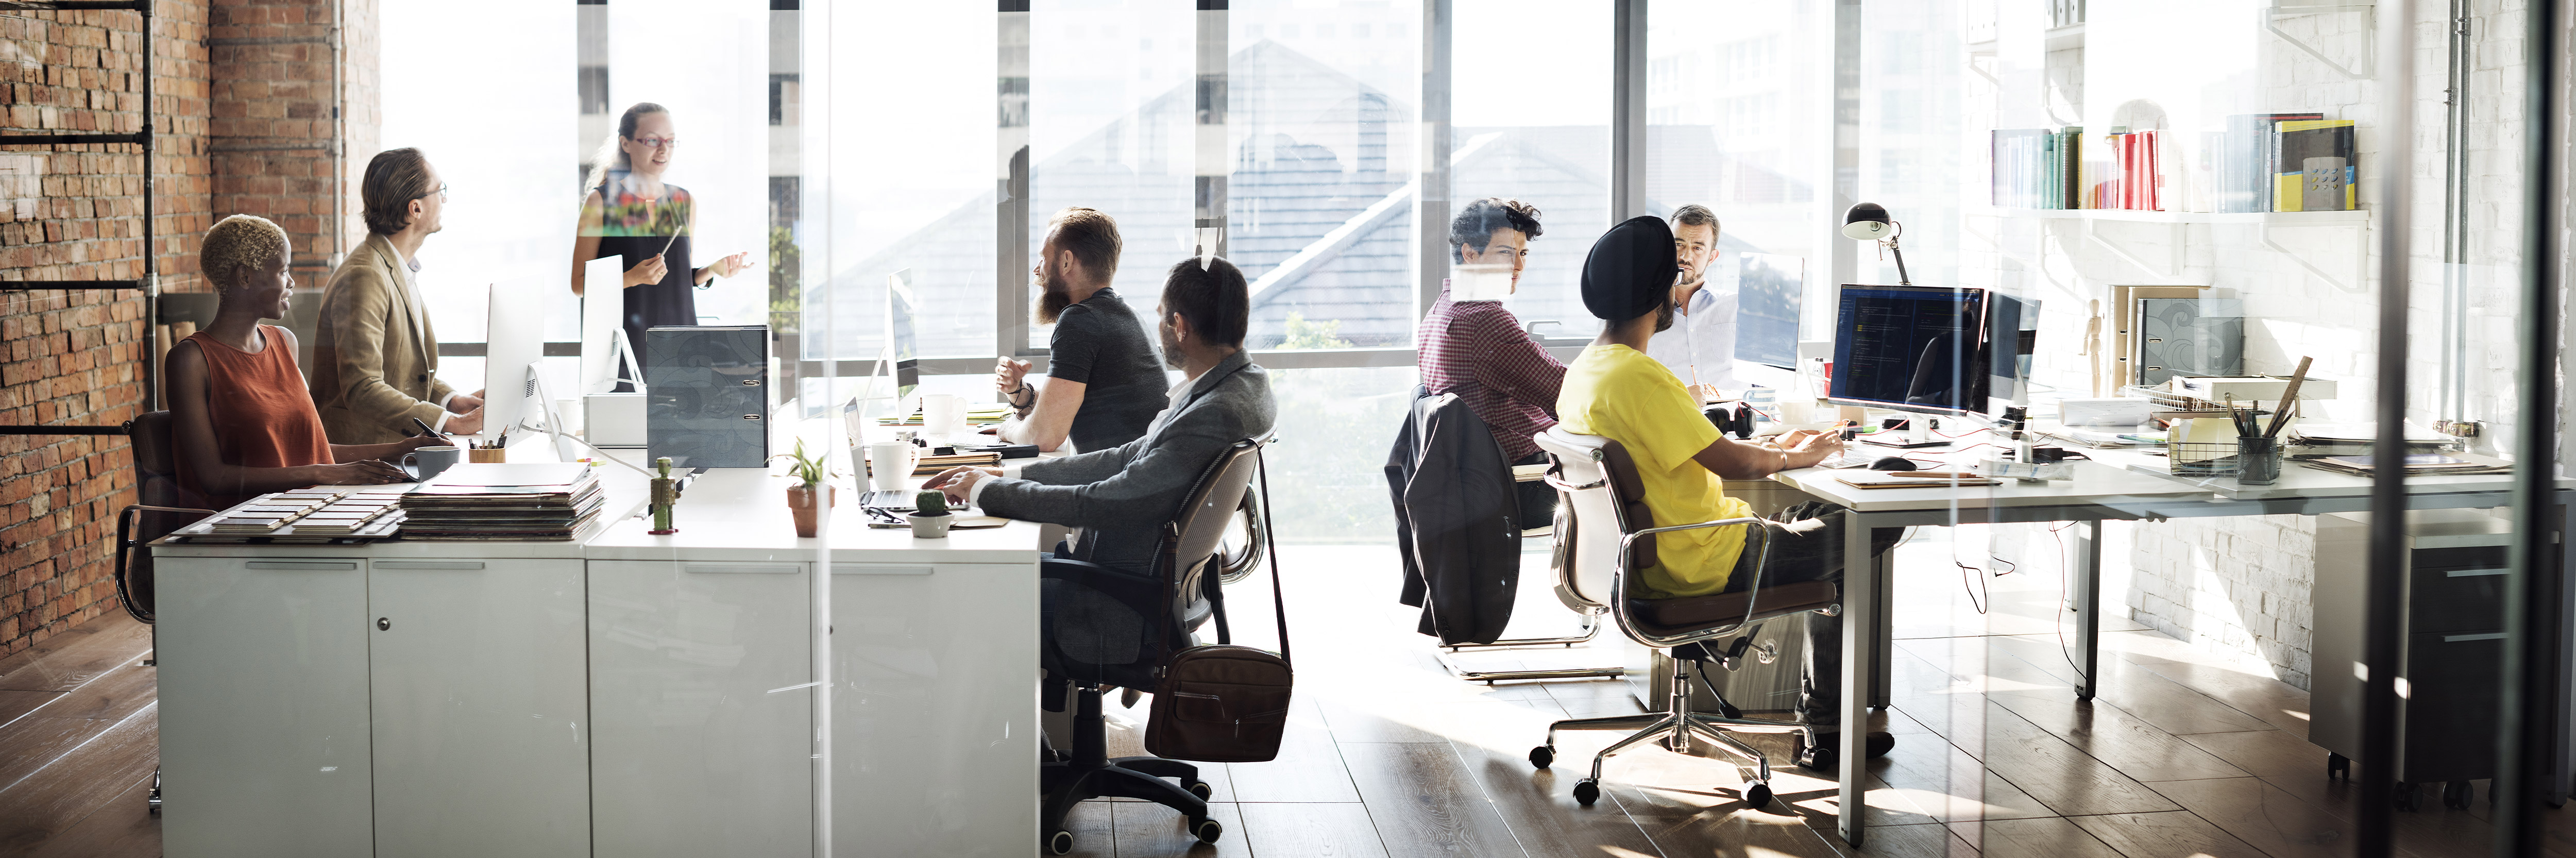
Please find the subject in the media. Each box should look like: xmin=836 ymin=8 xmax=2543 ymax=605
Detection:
xmin=868 ymin=441 xmax=918 ymax=491
xmin=921 ymin=394 xmax=968 ymax=443
xmin=402 ymin=445 xmax=463 ymax=482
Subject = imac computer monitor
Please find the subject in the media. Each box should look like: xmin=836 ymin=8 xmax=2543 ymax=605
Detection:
xmin=483 ymin=282 xmax=545 ymax=439
xmin=1735 ymin=252 xmax=1803 ymax=368
xmin=579 ymin=256 xmax=637 ymax=393
xmin=1985 ymin=293 xmax=2041 ymax=411
xmin=887 ymin=269 xmax=920 ymax=399
xmin=1827 ymin=284 xmax=1989 ymax=416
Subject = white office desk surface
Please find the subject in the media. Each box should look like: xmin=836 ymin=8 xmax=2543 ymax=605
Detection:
xmin=584 ymin=466 xmax=1046 ymax=562
xmin=1769 ymin=458 xmax=2214 ymax=519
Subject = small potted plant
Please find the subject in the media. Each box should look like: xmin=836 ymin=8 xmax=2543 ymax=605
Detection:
xmin=907 ymin=489 xmax=954 ymax=539
xmin=773 ymin=439 xmax=834 ymax=538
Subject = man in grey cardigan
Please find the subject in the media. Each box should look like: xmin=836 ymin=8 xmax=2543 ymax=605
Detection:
xmin=926 ymin=257 xmax=1274 ymax=664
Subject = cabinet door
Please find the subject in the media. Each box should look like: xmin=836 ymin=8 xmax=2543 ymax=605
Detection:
xmin=589 ymin=560 xmax=813 ymax=856
xmin=156 ymin=556 xmax=374 ymax=857
xmin=369 ymin=558 xmax=589 ymax=857
xmin=830 ymin=562 xmax=1040 ymax=856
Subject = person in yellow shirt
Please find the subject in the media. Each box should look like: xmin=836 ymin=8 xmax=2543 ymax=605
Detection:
xmin=1556 ymin=215 xmax=1898 ymax=770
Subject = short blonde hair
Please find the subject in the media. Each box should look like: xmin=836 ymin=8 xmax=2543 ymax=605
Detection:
xmin=201 ymin=214 xmax=289 ymax=292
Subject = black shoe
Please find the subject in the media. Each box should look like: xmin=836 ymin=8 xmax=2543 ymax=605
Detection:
xmin=1793 ymin=731 xmax=1896 ymax=771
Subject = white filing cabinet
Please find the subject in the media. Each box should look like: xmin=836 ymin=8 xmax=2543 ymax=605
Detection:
xmin=367 ymin=558 xmax=589 ymax=857
xmin=587 ymin=559 xmax=815 ymax=856
xmin=158 ymin=553 xmax=591 ymax=858
xmin=159 ymin=556 xmax=376 ymax=857
xmin=829 ymin=561 xmax=1040 ymax=854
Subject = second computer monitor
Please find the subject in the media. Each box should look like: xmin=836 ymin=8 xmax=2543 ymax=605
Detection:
xmin=1828 ymin=284 xmax=1989 ymax=416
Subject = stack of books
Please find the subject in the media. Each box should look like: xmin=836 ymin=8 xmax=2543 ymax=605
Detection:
xmin=1989 ymin=126 xmax=2082 ymax=209
xmin=879 ymin=404 xmax=1014 ymax=426
xmin=398 ymin=463 xmax=606 ymax=542
xmin=911 ymin=450 xmax=1003 ymax=477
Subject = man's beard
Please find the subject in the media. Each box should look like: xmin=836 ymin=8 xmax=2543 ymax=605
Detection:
xmin=1035 ymin=281 xmax=1073 ymax=325
xmin=1652 ymin=300 xmax=1677 ymax=333
xmin=1160 ymin=321 xmax=1186 ymax=370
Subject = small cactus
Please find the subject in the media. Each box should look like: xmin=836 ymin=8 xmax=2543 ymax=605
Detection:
xmin=914 ymin=490 xmax=950 ymax=516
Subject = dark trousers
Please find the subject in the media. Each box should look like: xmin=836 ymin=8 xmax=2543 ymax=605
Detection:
xmin=1720 ymin=501 xmax=1903 ymax=725
xmin=1510 ymin=451 xmax=1557 ymax=532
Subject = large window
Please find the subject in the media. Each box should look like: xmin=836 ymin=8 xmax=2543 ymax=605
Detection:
xmin=1451 ymin=1 xmax=1612 ymax=340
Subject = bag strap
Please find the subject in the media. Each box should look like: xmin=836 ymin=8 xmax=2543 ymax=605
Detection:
xmin=1255 ymin=445 xmax=1291 ymax=667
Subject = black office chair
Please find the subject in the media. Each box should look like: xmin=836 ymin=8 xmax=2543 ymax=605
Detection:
xmin=113 ymin=410 xmax=215 ymax=816
xmin=1526 ymin=427 xmax=1838 ymax=811
xmin=1039 ymin=437 xmax=1273 ymax=855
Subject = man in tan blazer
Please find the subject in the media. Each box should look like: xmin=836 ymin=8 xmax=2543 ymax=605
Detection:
xmin=312 ymin=148 xmax=486 ymax=444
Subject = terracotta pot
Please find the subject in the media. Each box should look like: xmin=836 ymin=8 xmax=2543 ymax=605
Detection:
xmin=787 ymin=484 xmax=835 ymax=537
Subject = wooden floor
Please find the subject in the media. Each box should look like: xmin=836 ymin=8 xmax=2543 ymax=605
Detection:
xmin=5 ymin=532 xmax=2571 ymax=857
xmin=0 ymin=609 xmax=161 ymax=858
xmin=1071 ymin=535 xmax=2576 ymax=857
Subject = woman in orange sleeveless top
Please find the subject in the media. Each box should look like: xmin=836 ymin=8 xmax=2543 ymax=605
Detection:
xmin=168 ymin=214 xmax=442 ymax=507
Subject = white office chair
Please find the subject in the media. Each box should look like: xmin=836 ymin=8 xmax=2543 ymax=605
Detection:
xmin=1524 ymin=426 xmax=1840 ymax=810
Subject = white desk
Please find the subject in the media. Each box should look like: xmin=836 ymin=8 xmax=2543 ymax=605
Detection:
xmin=1770 ymin=445 xmax=2574 ymax=846
xmin=154 ymin=459 xmax=1042 ymax=857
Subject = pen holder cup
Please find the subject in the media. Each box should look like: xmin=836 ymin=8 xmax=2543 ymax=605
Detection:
xmin=2237 ymin=435 xmax=2282 ymax=485
xmin=468 ymin=447 xmax=506 ymax=464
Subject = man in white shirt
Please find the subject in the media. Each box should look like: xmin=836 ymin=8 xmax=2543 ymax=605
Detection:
xmin=1644 ymin=204 xmax=1737 ymax=402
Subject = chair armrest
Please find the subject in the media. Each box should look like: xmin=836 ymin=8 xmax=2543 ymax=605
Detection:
xmin=1541 ymin=470 xmax=1606 ymax=492
xmin=1039 ymin=556 xmax=1159 ymax=589
xmin=1605 ymin=517 xmax=1793 ymax=648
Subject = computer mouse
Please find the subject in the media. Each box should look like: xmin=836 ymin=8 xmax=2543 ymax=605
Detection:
xmin=1868 ymin=457 xmax=1919 ymax=472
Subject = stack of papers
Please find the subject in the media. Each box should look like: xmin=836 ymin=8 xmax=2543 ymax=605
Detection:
xmin=2303 ymin=454 xmax=2512 ymax=477
xmin=399 ymin=463 xmax=605 ymax=542
xmin=879 ymin=404 xmax=1014 ymax=426
xmin=911 ymin=450 xmax=1003 ymax=476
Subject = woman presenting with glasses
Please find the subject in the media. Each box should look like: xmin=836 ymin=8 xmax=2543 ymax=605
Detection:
xmin=570 ymin=102 xmax=753 ymax=375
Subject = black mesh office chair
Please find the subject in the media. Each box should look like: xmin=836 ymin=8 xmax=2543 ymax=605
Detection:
xmin=1525 ymin=426 xmax=1839 ymax=811
xmin=114 ymin=410 xmax=215 ymax=815
xmin=1039 ymin=437 xmax=1274 ymax=855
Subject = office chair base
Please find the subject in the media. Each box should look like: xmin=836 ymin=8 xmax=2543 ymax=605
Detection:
xmin=1437 ymin=613 xmax=1627 ymax=683
xmin=1041 ymin=686 xmax=1214 ymax=854
xmin=1534 ymin=659 xmax=1795 ymax=812
xmin=147 ymin=767 xmax=160 ymax=815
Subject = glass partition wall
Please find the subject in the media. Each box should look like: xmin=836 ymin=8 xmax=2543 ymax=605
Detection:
xmin=373 ymin=2 xmax=2563 ymax=853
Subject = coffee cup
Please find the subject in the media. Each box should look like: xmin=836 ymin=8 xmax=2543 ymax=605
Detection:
xmin=868 ymin=441 xmax=918 ymax=491
xmin=921 ymin=394 xmax=967 ymax=443
xmin=403 ymin=445 xmax=462 ymax=482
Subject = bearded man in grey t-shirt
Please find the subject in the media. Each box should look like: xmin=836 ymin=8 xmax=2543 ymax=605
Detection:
xmin=991 ymin=207 xmax=1173 ymax=453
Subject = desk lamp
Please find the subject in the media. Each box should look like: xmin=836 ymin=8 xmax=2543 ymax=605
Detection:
xmin=1842 ymin=202 xmax=1911 ymax=287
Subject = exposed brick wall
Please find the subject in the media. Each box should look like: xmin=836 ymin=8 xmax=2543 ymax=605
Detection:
xmin=209 ymin=0 xmax=354 ymax=273
xmin=0 ymin=0 xmax=213 ymax=657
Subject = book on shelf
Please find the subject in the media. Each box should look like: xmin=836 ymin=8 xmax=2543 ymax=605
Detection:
xmin=2220 ymin=113 xmax=2323 ymax=212
xmin=1987 ymin=126 xmax=2083 ymax=210
xmin=2273 ymin=119 xmax=2357 ymax=212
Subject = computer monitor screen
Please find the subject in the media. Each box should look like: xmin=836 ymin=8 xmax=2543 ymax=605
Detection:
xmin=887 ymin=269 xmax=920 ymax=399
xmin=1734 ymin=252 xmax=1803 ymax=368
xmin=484 ymin=282 xmax=544 ymax=436
xmin=1985 ymin=293 xmax=2041 ymax=411
xmin=1828 ymin=284 xmax=1989 ymax=416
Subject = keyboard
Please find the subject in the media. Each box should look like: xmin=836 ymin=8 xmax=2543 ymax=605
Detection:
xmin=859 ymin=490 xmax=917 ymax=511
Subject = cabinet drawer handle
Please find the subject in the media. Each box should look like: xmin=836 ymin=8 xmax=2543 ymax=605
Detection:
xmin=378 ymin=617 xmax=392 ymax=631
xmin=2442 ymin=632 xmax=2508 ymax=643
xmin=374 ymin=561 xmax=486 ymax=570
xmin=832 ymin=564 xmax=933 ymax=576
xmin=246 ymin=561 xmax=357 ymax=570
xmin=2443 ymin=568 xmax=2510 ymax=577
xmin=684 ymin=564 xmax=799 ymax=575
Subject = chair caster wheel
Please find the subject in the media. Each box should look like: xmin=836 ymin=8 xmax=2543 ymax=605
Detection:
xmin=1529 ymin=745 xmax=1554 ymax=769
xmin=2443 ymin=781 xmax=2473 ymax=810
xmin=1744 ymin=782 xmax=1773 ymax=811
xmin=1045 ymin=830 xmax=1074 ymax=855
xmin=1572 ymin=779 xmax=1601 ymax=806
xmin=2326 ymin=752 xmax=2350 ymax=781
xmin=1187 ymin=780 xmax=1213 ymax=800
xmin=2394 ymin=781 xmax=2424 ymax=812
xmin=1193 ymin=818 xmax=1224 ymax=844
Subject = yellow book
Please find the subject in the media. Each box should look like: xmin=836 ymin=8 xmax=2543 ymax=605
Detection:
xmin=2272 ymin=119 xmax=2357 ymax=212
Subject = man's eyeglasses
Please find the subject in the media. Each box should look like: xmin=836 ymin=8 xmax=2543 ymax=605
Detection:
xmin=630 ymin=136 xmax=679 ymax=150
xmin=417 ymin=182 xmax=449 ymax=203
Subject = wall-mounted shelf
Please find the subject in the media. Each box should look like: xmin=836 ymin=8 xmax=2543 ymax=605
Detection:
xmin=1973 ymin=207 xmax=2372 ymax=290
